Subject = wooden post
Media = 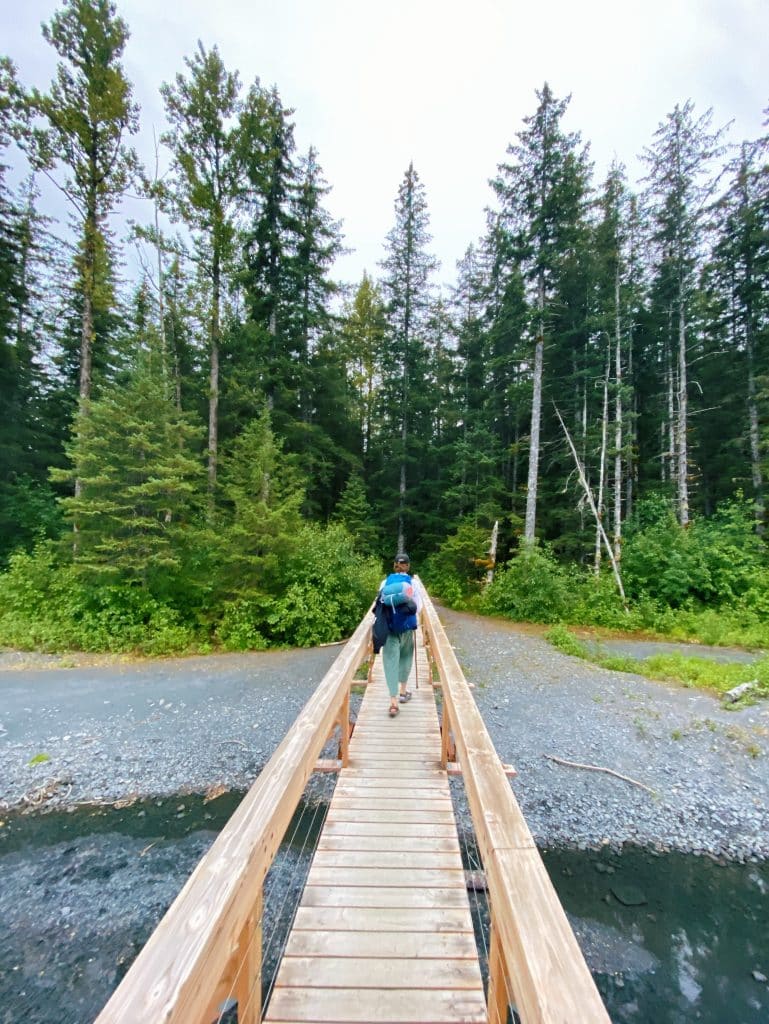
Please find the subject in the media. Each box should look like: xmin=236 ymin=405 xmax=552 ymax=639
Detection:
xmin=235 ymin=891 xmax=263 ymax=1024
xmin=440 ymin=700 xmax=451 ymax=768
xmin=487 ymin=920 xmax=509 ymax=1024
xmin=338 ymin=689 xmax=350 ymax=767
xmin=366 ymin=639 xmax=374 ymax=685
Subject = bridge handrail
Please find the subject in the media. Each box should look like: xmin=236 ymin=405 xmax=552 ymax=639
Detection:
xmin=94 ymin=609 xmax=372 ymax=1024
xmin=420 ymin=589 xmax=611 ymax=1024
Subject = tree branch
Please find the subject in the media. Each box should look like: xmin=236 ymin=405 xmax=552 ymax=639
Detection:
xmin=544 ymin=754 xmax=655 ymax=794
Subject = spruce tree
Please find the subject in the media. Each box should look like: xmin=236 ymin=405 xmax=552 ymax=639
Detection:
xmin=238 ymin=83 xmax=298 ymax=430
xmin=378 ymin=162 xmax=438 ymax=551
xmin=160 ymin=43 xmax=243 ymax=496
xmin=28 ymin=0 xmax=139 ymax=411
xmin=341 ymin=272 xmax=386 ymax=470
xmin=216 ymin=410 xmax=304 ymax=601
xmin=483 ymin=226 xmax=529 ymax=541
xmin=333 ymin=473 xmax=380 ymax=554
xmin=288 ymin=146 xmax=343 ymax=420
xmin=492 ymin=83 xmax=592 ymax=545
xmin=592 ymin=162 xmax=636 ymax=564
xmin=0 ymin=73 xmax=63 ymax=557
xmin=710 ymin=135 xmax=769 ymax=531
xmin=642 ymin=100 xmax=728 ymax=525
xmin=53 ymin=355 xmax=205 ymax=588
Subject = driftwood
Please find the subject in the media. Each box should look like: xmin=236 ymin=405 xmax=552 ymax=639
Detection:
xmin=723 ymin=680 xmax=758 ymax=704
xmin=544 ymin=754 xmax=655 ymax=794
xmin=3 ymin=776 xmax=72 ymax=811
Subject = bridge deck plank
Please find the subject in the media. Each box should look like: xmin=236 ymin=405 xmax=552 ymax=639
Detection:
xmin=264 ymin=632 xmax=487 ymax=1024
xmin=266 ymin=987 xmax=487 ymax=1023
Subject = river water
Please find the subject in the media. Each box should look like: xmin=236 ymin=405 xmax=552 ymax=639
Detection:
xmin=1 ymin=795 xmax=767 ymax=1024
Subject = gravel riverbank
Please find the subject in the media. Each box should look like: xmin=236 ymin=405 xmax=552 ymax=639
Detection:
xmin=1 ymin=609 xmax=768 ymax=861
xmin=0 ymin=646 xmax=341 ymax=812
xmin=439 ymin=607 xmax=769 ymax=861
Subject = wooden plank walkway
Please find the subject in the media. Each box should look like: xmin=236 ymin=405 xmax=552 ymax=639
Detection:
xmin=264 ymin=631 xmax=487 ymax=1024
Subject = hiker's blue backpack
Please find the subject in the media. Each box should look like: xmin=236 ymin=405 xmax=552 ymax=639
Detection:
xmin=381 ymin=572 xmax=418 ymax=633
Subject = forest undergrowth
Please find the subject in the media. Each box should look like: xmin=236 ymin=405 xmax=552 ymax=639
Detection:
xmin=422 ymin=495 xmax=769 ymax=658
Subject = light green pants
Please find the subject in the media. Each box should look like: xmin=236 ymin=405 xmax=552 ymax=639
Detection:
xmin=381 ymin=630 xmax=415 ymax=698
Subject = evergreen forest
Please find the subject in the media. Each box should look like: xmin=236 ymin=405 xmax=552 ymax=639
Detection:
xmin=1 ymin=0 xmax=768 ymax=653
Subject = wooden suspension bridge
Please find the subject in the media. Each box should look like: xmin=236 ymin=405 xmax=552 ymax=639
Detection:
xmin=94 ymin=585 xmax=611 ymax=1024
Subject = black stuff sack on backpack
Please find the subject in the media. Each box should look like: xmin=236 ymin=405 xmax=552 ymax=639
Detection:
xmin=371 ymin=595 xmax=392 ymax=654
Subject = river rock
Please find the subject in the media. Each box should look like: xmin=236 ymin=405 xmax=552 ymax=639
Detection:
xmin=610 ymin=883 xmax=648 ymax=906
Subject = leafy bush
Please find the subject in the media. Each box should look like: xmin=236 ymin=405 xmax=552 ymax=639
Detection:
xmin=0 ymin=476 xmax=63 ymax=567
xmin=422 ymin=521 xmax=491 ymax=607
xmin=544 ymin=624 xmax=589 ymax=659
xmin=271 ymin=523 xmax=382 ymax=645
xmin=622 ymin=493 xmax=766 ymax=608
xmin=216 ymin=523 xmax=381 ymax=649
xmin=566 ymin=570 xmax=630 ymax=628
xmin=216 ymin=596 xmax=271 ymax=651
xmin=0 ymin=542 xmax=198 ymax=653
xmin=480 ymin=545 xmax=573 ymax=623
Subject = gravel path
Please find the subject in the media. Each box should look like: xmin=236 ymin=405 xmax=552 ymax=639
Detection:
xmin=582 ymin=636 xmax=762 ymax=664
xmin=1 ymin=613 xmax=768 ymax=861
xmin=439 ymin=608 xmax=769 ymax=862
xmin=0 ymin=647 xmax=341 ymax=811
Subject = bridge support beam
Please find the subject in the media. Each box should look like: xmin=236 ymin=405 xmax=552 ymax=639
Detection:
xmin=235 ymin=892 xmax=263 ymax=1024
xmin=487 ymin=921 xmax=510 ymax=1024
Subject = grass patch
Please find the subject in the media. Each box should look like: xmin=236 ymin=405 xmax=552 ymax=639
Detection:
xmin=545 ymin=624 xmax=769 ymax=704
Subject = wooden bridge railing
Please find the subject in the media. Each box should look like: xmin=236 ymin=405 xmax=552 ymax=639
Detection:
xmin=420 ymin=587 xmax=611 ymax=1024
xmin=94 ymin=609 xmax=371 ymax=1024
xmin=95 ymin=585 xmax=610 ymax=1024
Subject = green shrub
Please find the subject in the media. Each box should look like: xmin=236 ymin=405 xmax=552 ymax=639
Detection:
xmin=422 ymin=521 xmax=491 ymax=607
xmin=216 ymin=522 xmax=381 ymax=649
xmin=567 ymin=569 xmax=629 ymax=628
xmin=544 ymin=624 xmax=588 ymax=658
xmin=273 ymin=523 xmax=382 ymax=645
xmin=0 ymin=543 xmax=84 ymax=650
xmin=217 ymin=596 xmax=271 ymax=651
xmin=480 ymin=545 xmax=573 ymax=623
xmin=622 ymin=493 xmax=766 ymax=608
xmin=0 ymin=542 xmax=199 ymax=654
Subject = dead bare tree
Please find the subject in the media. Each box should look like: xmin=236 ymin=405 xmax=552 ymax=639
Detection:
xmin=554 ymin=403 xmax=627 ymax=608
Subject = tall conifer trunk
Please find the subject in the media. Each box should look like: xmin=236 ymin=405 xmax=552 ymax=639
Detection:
xmin=524 ymin=276 xmax=545 ymax=545
xmin=75 ymin=201 xmax=97 ymax=502
xmin=595 ymin=345 xmax=610 ymax=572
xmin=208 ymin=257 xmax=220 ymax=497
xmin=676 ymin=295 xmax=689 ymax=526
xmin=398 ymin=262 xmax=411 ymax=554
xmin=613 ymin=269 xmax=623 ymax=563
xmin=747 ymin=332 xmax=765 ymax=535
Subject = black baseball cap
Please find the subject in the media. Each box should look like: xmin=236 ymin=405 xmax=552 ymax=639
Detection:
xmin=394 ymin=552 xmax=410 ymax=563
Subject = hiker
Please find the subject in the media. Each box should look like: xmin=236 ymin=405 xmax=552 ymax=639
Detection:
xmin=378 ymin=552 xmax=424 ymax=717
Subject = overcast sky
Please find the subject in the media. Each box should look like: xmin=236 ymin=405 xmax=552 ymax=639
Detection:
xmin=4 ymin=0 xmax=768 ymax=290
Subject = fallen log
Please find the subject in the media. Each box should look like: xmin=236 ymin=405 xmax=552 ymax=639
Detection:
xmin=723 ymin=680 xmax=758 ymax=704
